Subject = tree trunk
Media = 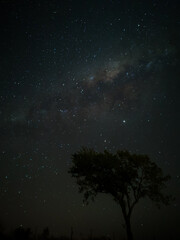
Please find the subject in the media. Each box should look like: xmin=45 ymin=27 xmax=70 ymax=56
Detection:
xmin=120 ymin=200 xmax=134 ymax=240
xmin=125 ymin=216 xmax=133 ymax=240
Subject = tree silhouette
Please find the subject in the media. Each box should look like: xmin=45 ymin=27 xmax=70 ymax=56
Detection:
xmin=69 ymin=148 xmax=172 ymax=240
xmin=40 ymin=227 xmax=50 ymax=240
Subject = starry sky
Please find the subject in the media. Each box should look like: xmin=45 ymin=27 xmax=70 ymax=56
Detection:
xmin=0 ymin=0 xmax=179 ymax=239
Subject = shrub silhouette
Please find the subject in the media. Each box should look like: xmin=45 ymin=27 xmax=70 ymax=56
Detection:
xmin=13 ymin=226 xmax=32 ymax=240
xmin=69 ymin=148 xmax=172 ymax=240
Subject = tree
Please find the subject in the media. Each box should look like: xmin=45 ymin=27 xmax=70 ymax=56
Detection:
xmin=40 ymin=227 xmax=50 ymax=240
xmin=69 ymin=148 xmax=172 ymax=240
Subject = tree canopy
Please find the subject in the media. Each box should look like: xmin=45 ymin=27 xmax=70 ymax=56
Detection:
xmin=69 ymin=148 xmax=172 ymax=240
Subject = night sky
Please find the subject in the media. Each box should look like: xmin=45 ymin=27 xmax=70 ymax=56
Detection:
xmin=0 ymin=0 xmax=179 ymax=239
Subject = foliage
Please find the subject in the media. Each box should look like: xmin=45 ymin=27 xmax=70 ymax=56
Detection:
xmin=69 ymin=148 xmax=171 ymax=209
xmin=69 ymin=148 xmax=172 ymax=240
